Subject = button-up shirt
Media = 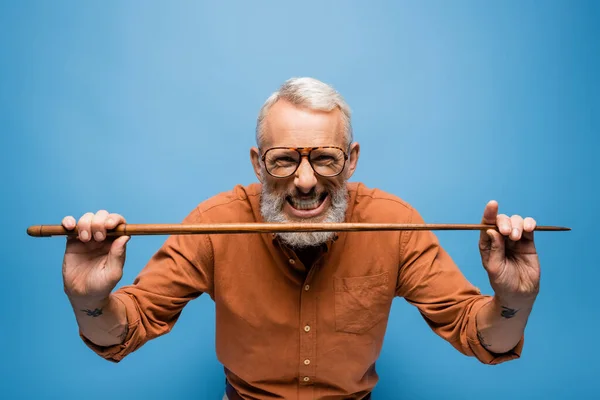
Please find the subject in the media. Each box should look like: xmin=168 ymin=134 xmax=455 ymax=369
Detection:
xmin=81 ymin=182 xmax=523 ymax=399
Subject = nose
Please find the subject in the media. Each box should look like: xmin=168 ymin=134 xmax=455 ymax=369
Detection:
xmin=294 ymin=157 xmax=318 ymax=194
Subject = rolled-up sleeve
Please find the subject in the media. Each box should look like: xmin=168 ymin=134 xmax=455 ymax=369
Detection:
xmin=80 ymin=207 xmax=215 ymax=362
xmin=396 ymin=208 xmax=523 ymax=365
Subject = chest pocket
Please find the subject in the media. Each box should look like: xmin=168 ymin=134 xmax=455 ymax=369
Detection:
xmin=334 ymin=272 xmax=392 ymax=334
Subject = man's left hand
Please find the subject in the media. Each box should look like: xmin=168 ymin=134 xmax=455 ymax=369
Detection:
xmin=478 ymin=200 xmax=540 ymax=302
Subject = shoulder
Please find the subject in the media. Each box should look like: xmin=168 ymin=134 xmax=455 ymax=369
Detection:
xmin=350 ymin=182 xmax=413 ymax=210
xmin=348 ymin=182 xmax=419 ymax=223
xmin=195 ymin=183 xmax=260 ymax=213
xmin=184 ymin=183 xmax=261 ymax=223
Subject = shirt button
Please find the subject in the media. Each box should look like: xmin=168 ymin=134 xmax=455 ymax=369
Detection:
xmin=303 ymin=377 xmax=310 ymax=382
xmin=304 ymin=285 xmax=310 ymax=291
xmin=304 ymin=359 xmax=311 ymax=365
xmin=289 ymin=258 xmax=296 ymax=265
xmin=304 ymin=325 xmax=311 ymax=332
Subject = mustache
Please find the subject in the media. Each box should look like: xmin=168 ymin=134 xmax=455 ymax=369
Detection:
xmin=259 ymin=181 xmax=349 ymax=248
xmin=261 ymin=184 xmax=347 ymax=212
xmin=284 ymin=188 xmax=327 ymax=199
xmin=277 ymin=184 xmax=342 ymax=198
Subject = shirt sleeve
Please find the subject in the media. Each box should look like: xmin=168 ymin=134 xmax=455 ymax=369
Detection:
xmin=395 ymin=208 xmax=524 ymax=365
xmin=79 ymin=207 xmax=214 ymax=362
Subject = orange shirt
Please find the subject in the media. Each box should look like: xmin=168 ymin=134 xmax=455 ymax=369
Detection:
xmin=81 ymin=182 xmax=522 ymax=399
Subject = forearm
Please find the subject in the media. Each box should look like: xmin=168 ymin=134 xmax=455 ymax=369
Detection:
xmin=476 ymin=295 xmax=535 ymax=354
xmin=68 ymin=293 xmax=128 ymax=347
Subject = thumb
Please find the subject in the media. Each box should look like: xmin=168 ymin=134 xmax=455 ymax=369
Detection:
xmin=108 ymin=235 xmax=130 ymax=267
xmin=484 ymin=229 xmax=505 ymax=273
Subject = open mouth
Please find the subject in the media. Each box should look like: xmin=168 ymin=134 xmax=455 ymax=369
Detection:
xmin=287 ymin=192 xmax=328 ymax=211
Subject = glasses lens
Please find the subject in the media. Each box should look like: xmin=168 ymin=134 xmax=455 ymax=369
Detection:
xmin=310 ymin=148 xmax=346 ymax=176
xmin=264 ymin=148 xmax=300 ymax=177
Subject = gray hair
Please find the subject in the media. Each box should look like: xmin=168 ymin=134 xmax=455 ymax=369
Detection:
xmin=255 ymin=77 xmax=353 ymax=148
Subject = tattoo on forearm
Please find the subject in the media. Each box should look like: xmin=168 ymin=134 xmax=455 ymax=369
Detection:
xmin=477 ymin=330 xmax=492 ymax=348
xmin=81 ymin=308 xmax=103 ymax=317
xmin=500 ymin=306 xmax=519 ymax=319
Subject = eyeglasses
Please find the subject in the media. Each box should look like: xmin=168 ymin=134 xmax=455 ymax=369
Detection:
xmin=260 ymin=146 xmax=349 ymax=178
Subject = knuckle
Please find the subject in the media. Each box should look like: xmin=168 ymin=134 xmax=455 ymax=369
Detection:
xmin=93 ymin=211 xmax=108 ymax=225
xmin=79 ymin=212 xmax=93 ymax=224
xmin=112 ymin=213 xmax=126 ymax=223
xmin=91 ymin=219 xmax=106 ymax=231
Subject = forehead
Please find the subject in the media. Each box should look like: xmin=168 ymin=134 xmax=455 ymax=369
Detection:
xmin=261 ymin=100 xmax=344 ymax=148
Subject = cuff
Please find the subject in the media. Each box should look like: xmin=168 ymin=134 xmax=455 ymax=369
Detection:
xmin=79 ymin=292 xmax=144 ymax=363
xmin=464 ymin=297 xmax=524 ymax=365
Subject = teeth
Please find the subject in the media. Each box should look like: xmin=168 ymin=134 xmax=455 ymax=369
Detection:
xmin=289 ymin=196 xmax=323 ymax=210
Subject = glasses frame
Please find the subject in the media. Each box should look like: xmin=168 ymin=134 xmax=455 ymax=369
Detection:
xmin=260 ymin=146 xmax=349 ymax=178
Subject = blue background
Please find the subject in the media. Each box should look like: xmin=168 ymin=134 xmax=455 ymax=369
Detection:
xmin=2 ymin=1 xmax=598 ymax=399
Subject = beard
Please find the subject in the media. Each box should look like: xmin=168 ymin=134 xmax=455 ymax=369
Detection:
xmin=260 ymin=176 xmax=348 ymax=249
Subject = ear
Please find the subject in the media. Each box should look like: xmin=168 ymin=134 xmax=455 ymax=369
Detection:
xmin=344 ymin=142 xmax=360 ymax=179
xmin=250 ymin=147 xmax=263 ymax=182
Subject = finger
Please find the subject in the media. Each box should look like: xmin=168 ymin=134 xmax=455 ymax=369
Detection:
xmin=62 ymin=216 xmax=76 ymax=230
xmin=509 ymin=215 xmax=524 ymax=241
xmin=496 ymin=213 xmax=512 ymax=236
xmin=108 ymin=235 xmax=130 ymax=266
xmin=105 ymin=213 xmax=127 ymax=230
xmin=481 ymin=200 xmax=498 ymax=224
xmin=77 ymin=212 xmax=94 ymax=242
xmin=523 ymin=217 xmax=537 ymax=240
xmin=524 ymin=217 xmax=536 ymax=232
xmin=484 ymin=229 xmax=505 ymax=274
xmin=479 ymin=200 xmax=498 ymax=246
xmin=91 ymin=210 xmax=110 ymax=241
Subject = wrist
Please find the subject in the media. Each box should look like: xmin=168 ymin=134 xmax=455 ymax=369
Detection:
xmin=68 ymin=293 xmax=112 ymax=310
xmin=492 ymin=293 xmax=536 ymax=310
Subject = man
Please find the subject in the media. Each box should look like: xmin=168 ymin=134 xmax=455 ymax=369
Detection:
xmin=61 ymin=77 xmax=540 ymax=400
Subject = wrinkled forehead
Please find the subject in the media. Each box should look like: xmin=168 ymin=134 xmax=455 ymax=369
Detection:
xmin=261 ymin=101 xmax=345 ymax=149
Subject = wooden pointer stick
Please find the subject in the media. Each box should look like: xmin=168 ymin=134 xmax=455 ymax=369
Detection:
xmin=26 ymin=223 xmax=571 ymax=237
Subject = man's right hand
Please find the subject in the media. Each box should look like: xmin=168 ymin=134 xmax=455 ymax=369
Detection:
xmin=62 ymin=210 xmax=131 ymax=300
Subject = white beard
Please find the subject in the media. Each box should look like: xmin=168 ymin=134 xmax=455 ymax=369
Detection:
xmin=259 ymin=178 xmax=348 ymax=249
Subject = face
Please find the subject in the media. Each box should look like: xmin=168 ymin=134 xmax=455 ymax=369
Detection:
xmin=250 ymin=100 xmax=360 ymax=249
